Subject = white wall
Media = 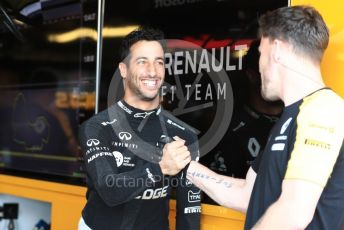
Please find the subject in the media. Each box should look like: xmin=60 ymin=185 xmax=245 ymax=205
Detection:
xmin=0 ymin=194 xmax=51 ymax=230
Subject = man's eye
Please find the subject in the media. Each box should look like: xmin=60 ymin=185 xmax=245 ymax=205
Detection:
xmin=156 ymin=61 xmax=165 ymax=66
xmin=137 ymin=59 xmax=146 ymax=64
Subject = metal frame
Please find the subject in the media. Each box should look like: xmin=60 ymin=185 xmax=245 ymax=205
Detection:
xmin=95 ymin=0 xmax=105 ymax=114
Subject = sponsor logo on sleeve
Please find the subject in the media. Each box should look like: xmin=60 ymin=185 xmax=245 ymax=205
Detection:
xmin=270 ymin=117 xmax=293 ymax=151
xmin=184 ymin=206 xmax=201 ymax=214
xmin=271 ymin=143 xmax=285 ymax=151
xmin=86 ymin=139 xmax=100 ymax=147
xmin=280 ymin=117 xmax=292 ymax=135
xmin=275 ymin=135 xmax=287 ymax=141
xmin=146 ymin=168 xmax=156 ymax=182
xmin=188 ymin=190 xmax=201 ymax=203
xmin=101 ymin=118 xmax=117 ymax=126
xmin=112 ymin=151 xmax=123 ymax=167
xmin=186 ymin=179 xmax=193 ymax=186
xmin=123 ymin=156 xmax=135 ymax=167
xmin=305 ymin=139 xmax=331 ymax=150
xmin=85 ymin=146 xmax=110 ymax=155
xmin=87 ymin=151 xmax=113 ymax=163
xmin=135 ymin=186 xmax=168 ymax=200
xmin=167 ymin=119 xmax=185 ymax=130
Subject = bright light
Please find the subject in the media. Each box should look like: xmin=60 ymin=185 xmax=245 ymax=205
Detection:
xmin=103 ymin=26 xmax=139 ymax=38
xmin=47 ymin=25 xmax=139 ymax=43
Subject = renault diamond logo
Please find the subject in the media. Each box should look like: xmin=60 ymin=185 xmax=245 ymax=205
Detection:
xmin=119 ymin=132 xmax=132 ymax=141
xmin=86 ymin=139 xmax=100 ymax=146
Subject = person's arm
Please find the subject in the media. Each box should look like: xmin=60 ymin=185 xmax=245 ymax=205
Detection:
xmin=79 ymin=120 xmax=190 ymax=207
xmin=187 ymin=162 xmax=256 ymax=213
xmin=252 ymin=179 xmax=322 ymax=230
xmin=175 ymin=136 xmax=201 ymax=230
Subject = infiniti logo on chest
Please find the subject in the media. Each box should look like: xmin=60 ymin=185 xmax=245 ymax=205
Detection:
xmin=119 ymin=132 xmax=132 ymax=141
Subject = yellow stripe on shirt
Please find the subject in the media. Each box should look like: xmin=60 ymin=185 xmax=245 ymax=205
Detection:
xmin=285 ymin=90 xmax=344 ymax=187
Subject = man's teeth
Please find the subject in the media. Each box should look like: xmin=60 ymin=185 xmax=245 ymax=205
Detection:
xmin=142 ymin=80 xmax=157 ymax=87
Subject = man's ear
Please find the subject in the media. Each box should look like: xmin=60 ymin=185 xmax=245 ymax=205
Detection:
xmin=119 ymin=62 xmax=127 ymax=79
xmin=272 ymin=39 xmax=282 ymax=63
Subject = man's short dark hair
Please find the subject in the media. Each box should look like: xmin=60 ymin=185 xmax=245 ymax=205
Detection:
xmin=258 ymin=5 xmax=329 ymax=64
xmin=120 ymin=26 xmax=165 ymax=62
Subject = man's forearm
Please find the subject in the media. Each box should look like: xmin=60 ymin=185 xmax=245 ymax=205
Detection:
xmin=186 ymin=161 xmax=254 ymax=212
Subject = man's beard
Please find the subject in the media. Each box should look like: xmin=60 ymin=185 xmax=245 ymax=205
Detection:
xmin=127 ymin=78 xmax=160 ymax=101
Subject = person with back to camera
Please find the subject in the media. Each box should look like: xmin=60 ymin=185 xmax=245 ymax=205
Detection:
xmin=78 ymin=27 xmax=201 ymax=230
xmin=185 ymin=5 xmax=344 ymax=230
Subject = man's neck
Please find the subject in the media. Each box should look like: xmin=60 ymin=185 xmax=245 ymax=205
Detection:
xmin=281 ymin=66 xmax=325 ymax=106
xmin=123 ymin=95 xmax=160 ymax=111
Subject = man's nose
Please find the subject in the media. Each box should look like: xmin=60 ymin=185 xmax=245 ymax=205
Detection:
xmin=147 ymin=62 xmax=157 ymax=77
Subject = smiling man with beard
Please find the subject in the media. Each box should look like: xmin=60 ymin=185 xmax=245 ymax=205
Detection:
xmin=78 ymin=27 xmax=201 ymax=230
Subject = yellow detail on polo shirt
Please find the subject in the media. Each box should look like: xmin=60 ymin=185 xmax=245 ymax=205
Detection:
xmin=285 ymin=90 xmax=344 ymax=187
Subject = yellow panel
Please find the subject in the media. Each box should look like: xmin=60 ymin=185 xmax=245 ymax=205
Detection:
xmin=0 ymin=175 xmax=244 ymax=230
xmin=0 ymin=175 xmax=86 ymax=230
xmin=169 ymin=200 xmax=245 ymax=229
xmin=291 ymin=0 xmax=344 ymax=98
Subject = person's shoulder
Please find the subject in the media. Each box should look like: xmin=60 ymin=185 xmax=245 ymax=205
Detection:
xmin=80 ymin=106 xmax=115 ymax=130
xmin=303 ymin=89 xmax=344 ymax=113
xmin=160 ymin=109 xmax=198 ymax=137
xmin=298 ymin=89 xmax=344 ymax=129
